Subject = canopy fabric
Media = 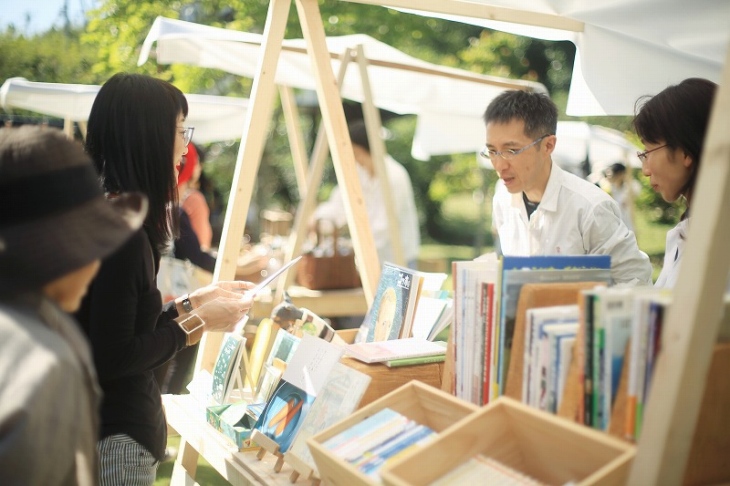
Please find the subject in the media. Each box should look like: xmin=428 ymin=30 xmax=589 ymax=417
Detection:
xmin=553 ymin=121 xmax=641 ymax=176
xmin=383 ymin=0 xmax=729 ymax=116
xmin=0 ymin=77 xmax=250 ymax=143
xmin=138 ymin=16 xmax=548 ymax=160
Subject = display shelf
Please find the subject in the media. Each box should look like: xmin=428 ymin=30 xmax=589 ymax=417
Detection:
xmin=307 ymin=381 xmax=478 ymax=486
xmin=162 ymin=394 xmax=311 ymax=485
xmin=381 ymin=396 xmax=635 ymax=486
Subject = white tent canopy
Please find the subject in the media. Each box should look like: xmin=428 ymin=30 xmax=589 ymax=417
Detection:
xmin=381 ymin=0 xmax=729 ymax=116
xmin=552 ymin=121 xmax=641 ymax=177
xmin=0 ymin=77 xmax=250 ymax=143
xmin=138 ymin=16 xmax=547 ymax=160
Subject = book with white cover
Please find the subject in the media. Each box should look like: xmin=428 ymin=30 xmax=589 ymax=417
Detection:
xmin=346 ymin=338 xmax=447 ymax=364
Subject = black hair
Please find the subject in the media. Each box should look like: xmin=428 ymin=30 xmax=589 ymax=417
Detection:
xmin=85 ymin=73 xmax=188 ymax=251
xmin=483 ymin=90 xmax=558 ymax=139
xmin=348 ymin=119 xmax=370 ymax=152
xmin=633 ymin=78 xmax=717 ymax=201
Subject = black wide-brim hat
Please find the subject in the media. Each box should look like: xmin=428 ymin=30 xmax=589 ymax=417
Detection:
xmin=0 ymin=126 xmax=148 ymax=293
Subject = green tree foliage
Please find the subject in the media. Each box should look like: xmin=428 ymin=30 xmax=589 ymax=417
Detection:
xmin=0 ymin=27 xmax=99 ymax=85
xmin=5 ymin=1 xmax=582 ymax=246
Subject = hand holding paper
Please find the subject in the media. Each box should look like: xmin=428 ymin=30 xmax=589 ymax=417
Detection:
xmin=246 ymin=256 xmax=303 ymax=298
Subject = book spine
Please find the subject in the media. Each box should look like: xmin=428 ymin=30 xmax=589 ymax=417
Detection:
xmin=583 ymin=293 xmax=594 ymax=427
xmin=483 ymin=283 xmax=494 ymax=405
xmin=385 ymin=354 xmax=446 ymax=367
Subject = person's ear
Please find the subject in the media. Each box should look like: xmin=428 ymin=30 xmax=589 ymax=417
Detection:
xmin=681 ymin=149 xmax=694 ymax=169
xmin=543 ymin=134 xmax=557 ymax=155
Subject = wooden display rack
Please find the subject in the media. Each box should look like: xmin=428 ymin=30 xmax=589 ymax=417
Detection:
xmin=164 ymin=0 xmax=730 ymax=484
xmin=307 ymin=381 xmax=479 ymax=486
xmin=380 ymin=396 xmax=635 ymax=486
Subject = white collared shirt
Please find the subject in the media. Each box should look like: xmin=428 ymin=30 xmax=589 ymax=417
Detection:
xmin=655 ymin=218 xmax=688 ymax=288
xmin=313 ymin=155 xmax=420 ymax=264
xmin=492 ymin=163 xmax=652 ymax=286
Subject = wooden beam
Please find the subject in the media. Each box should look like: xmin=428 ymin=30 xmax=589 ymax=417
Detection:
xmin=275 ymin=47 xmax=355 ymax=301
xmin=277 ymin=44 xmax=541 ymax=91
xmin=357 ymin=44 xmax=406 ymax=267
xmin=341 ymin=0 xmax=584 ymax=32
xmin=628 ymin=45 xmax=730 ymax=484
xmin=295 ymin=0 xmax=382 ymax=303
xmin=195 ymin=0 xmax=292 ymax=376
xmin=278 ymin=85 xmax=309 ymax=196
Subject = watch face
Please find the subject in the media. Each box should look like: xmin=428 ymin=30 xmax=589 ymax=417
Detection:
xmin=183 ymin=297 xmax=193 ymax=313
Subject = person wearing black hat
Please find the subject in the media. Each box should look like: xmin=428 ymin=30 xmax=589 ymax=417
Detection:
xmin=76 ymin=73 xmax=255 ymax=485
xmin=0 ymin=126 xmax=147 ymax=485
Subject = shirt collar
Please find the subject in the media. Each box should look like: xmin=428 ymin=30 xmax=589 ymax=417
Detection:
xmin=508 ymin=161 xmax=562 ymax=213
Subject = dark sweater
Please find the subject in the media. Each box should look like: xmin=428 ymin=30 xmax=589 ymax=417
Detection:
xmin=175 ymin=210 xmax=216 ymax=273
xmin=75 ymin=229 xmax=187 ymax=461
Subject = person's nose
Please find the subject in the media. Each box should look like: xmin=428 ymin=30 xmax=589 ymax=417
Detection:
xmin=491 ymin=156 xmax=509 ymax=174
xmin=641 ymin=160 xmax=650 ymax=177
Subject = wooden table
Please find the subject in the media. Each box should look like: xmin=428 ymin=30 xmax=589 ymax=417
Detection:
xmin=251 ymin=286 xmax=367 ymax=319
xmin=163 ymin=394 xmax=311 ymax=485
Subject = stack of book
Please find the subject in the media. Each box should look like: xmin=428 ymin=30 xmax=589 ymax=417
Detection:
xmin=320 ymin=407 xmax=435 ymax=481
xmin=451 ymin=254 xmax=611 ymax=406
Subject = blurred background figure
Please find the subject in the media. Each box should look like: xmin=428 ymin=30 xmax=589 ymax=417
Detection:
xmin=0 ymin=126 xmax=146 ymax=486
xmin=178 ymin=143 xmax=213 ymax=251
xmin=598 ymin=162 xmax=640 ymax=232
xmin=312 ymin=119 xmax=420 ymax=269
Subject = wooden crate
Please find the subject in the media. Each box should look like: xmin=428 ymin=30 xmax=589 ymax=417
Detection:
xmin=307 ymin=380 xmax=478 ymax=486
xmin=341 ymin=357 xmax=444 ymax=408
xmin=381 ymin=396 xmax=635 ymax=486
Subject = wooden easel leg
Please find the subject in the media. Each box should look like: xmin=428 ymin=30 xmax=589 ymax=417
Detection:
xmin=170 ymin=439 xmax=199 ymax=485
xmin=293 ymin=0 xmax=382 ymax=305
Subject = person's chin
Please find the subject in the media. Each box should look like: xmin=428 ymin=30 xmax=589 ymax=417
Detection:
xmin=502 ymin=178 xmax=521 ymax=193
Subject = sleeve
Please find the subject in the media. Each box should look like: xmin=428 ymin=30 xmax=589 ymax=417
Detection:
xmin=312 ymin=185 xmax=348 ymax=228
xmin=182 ymin=190 xmax=213 ymax=250
xmin=389 ymin=159 xmax=421 ymax=261
xmin=175 ymin=210 xmax=217 ymax=273
xmin=0 ymin=325 xmax=92 ymax=485
xmin=582 ymin=200 xmax=653 ymax=286
xmin=84 ymin=233 xmax=186 ymax=382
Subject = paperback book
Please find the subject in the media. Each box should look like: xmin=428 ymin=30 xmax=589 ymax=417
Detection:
xmin=346 ymin=338 xmax=447 ymax=364
xmin=355 ymin=262 xmax=446 ymax=343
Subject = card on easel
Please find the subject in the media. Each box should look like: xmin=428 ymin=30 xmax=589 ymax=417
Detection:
xmin=252 ymin=334 xmax=345 ymax=454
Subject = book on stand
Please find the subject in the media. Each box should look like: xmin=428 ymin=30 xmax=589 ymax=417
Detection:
xmin=355 ymin=262 xmax=447 ymax=344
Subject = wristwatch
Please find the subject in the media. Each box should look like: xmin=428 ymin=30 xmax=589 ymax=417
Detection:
xmin=182 ymin=294 xmax=194 ymax=314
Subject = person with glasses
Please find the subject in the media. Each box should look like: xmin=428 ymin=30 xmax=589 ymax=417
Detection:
xmin=484 ymin=90 xmax=651 ymax=285
xmin=633 ymin=78 xmax=717 ymax=288
xmin=76 ymin=73 xmax=255 ymax=485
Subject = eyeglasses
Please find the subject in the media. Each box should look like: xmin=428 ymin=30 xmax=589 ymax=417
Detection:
xmin=480 ymin=134 xmax=550 ymax=161
xmin=179 ymin=127 xmax=195 ymax=146
xmin=637 ymin=144 xmax=667 ymax=162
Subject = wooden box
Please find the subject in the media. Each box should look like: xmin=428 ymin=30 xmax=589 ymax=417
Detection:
xmin=335 ymin=330 xmax=447 ymax=408
xmin=307 ymin=380 xmax=478 ymax=486
xmin=381 ymin=396 xmax=635 ymax=486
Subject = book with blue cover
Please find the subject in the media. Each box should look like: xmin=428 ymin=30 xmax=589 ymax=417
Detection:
xmin=355 ymin=262 xmax=422 ymax=343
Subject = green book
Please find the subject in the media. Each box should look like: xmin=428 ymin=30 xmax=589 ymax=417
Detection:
xmin=385 ymin=348 xmax=447 ymax=368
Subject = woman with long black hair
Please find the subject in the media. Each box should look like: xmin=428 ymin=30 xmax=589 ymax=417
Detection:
xmin=76 ymin=73 xmax=254 ymax=485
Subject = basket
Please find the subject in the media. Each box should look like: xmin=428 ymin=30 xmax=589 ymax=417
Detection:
xmin=296 ymin=220 xmax=361 ymax=290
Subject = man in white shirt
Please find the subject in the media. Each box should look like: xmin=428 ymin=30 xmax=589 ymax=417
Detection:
xmin=484 ymin=90 xmax=652 ymax=285
xmin=313 ymin=120 xmax=420 ymax=268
